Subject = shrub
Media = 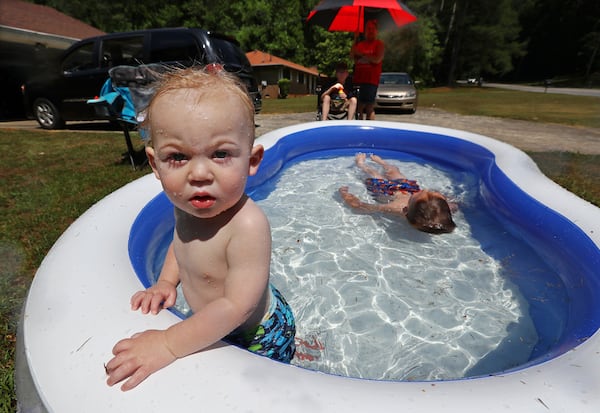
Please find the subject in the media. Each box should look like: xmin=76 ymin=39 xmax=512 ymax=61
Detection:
xmin=278 ymin=78 xmax=290 ymax=99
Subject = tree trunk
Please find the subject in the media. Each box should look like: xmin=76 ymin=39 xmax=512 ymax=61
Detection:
xmin=446 ymin=0 xmax=469 ymax=86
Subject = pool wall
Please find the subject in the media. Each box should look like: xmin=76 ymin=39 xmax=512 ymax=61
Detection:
xmin=18 ymin=121 xmax=600 ymax=412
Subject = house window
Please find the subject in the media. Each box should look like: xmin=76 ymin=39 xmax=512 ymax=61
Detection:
xmin=283 ymin=68 xmax=290 ymax=79
xmin=299 ymin=72 xmax=304 ymax=84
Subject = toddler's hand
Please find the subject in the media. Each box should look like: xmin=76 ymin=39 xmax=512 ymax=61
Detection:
xmin=106 ymin=329 xmax=177 ymax=391
xmin=131 ymin=280 xmax=177 ymax=315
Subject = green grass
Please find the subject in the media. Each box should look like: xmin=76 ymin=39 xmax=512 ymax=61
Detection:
xmin=419 ymin=87 xmax=600 ymax=128
xmin=260 ymin=95 xmax=315 ymax=113
xmin=264 ymin=87 xmax=600 ymax=129
xmin=1 ymin=87 xmax=600 ymax=410
xmin=526 ymin=152 xmax=600 ymax=206
xmin=1 ymin=130 xmax=146 ymax=412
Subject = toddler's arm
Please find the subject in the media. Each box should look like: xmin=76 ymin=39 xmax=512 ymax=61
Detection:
xmin=131 ymin=243 xmax=179 ymax=314
xmin=107 ymin=206 xmax=271 ymax=391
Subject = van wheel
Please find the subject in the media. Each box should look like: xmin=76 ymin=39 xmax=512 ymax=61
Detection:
xmin=33 ymin=98 xmax=65 ymax=129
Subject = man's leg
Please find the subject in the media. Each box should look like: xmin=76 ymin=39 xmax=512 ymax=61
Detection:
xmin=359 ymin=84 xmax=378 ymax=120
xmin=365 ymin=103 xmax=376 ymax=120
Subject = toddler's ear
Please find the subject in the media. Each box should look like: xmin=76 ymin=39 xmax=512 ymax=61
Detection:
xmin=145 ymin=147 xmax=160 ymax=180
xmin=248 ymin=144 xmax=264 ymax=176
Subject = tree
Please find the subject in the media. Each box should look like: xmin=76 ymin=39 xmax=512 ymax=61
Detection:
xmin=517 ymin=0 xmax=600 ymax=82
xmin=381 ymin=16 xmax=441 ymax=85
xmin=305 ymin=28 xmax=354 ymax=75
xmin=224 ymin=0 xmax=307 ymax=62
xmin=431 ymin=0 xmax=526 ymax=85
xmin=27 ymin=0 xmax=600 ymax=85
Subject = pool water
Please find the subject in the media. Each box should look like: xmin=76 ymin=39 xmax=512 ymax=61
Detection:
xmin=143 ymin=150 xmax=569 ymax=382
xmin=249 ymin=152 xmax=567 ymax=381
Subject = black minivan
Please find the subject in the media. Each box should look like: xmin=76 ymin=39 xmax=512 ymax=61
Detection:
xmin=22 ymin=27 xmax=262 ymax=129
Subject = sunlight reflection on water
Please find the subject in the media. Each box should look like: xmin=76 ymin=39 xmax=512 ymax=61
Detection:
xmin=256 ymin=154 xmax=554 ymax=381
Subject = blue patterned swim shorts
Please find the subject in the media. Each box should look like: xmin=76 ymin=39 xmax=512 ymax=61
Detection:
xmin=226 ymin=284 xmax=296 ymax=363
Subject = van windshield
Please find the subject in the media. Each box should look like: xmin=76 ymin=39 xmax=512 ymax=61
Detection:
xmin=210 ymin=37 xmax=251 ymax=72
xmin=149 ymin=31 xmax=201 ymax=64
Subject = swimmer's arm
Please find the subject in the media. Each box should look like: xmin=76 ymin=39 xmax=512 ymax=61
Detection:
xmin=339 ymin=186 xmax=387 ymax=213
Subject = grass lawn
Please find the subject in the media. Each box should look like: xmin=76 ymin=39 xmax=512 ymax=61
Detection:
xmin=262 ymin=87 xmax=600 ymax=129
xmin=420 ymin=87 xmax=600 ymax=128
xmin=1 ymin=130 xmax=147 ymax=412
xmin=2 ymin=87 xmax=599 ymax=411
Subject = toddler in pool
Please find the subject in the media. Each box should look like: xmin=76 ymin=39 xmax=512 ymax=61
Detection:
xmin=105 ymin=67 xmax=295 ymax=391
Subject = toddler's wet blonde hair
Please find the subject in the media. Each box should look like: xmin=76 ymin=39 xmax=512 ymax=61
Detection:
xmin=139 ymin=66 xmax=254 ymax=146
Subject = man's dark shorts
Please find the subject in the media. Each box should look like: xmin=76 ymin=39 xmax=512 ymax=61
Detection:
xmin=357 ymin=83 xmax=378 ymax=104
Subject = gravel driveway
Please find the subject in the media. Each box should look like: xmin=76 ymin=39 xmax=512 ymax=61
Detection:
xmin=3 ymin=108 xmax=599 ymax=154
xmin=255 ymin=109 xmax=600 ymax=155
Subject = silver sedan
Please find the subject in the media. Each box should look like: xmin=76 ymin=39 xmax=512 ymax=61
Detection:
xmin=374 ymin=72 xmax=418 ymax=113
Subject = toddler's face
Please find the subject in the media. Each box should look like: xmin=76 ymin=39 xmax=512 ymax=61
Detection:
xmin=146 ymin=89 xmax=259 ymax=219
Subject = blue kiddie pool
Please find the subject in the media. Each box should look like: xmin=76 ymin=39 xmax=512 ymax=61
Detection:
xmin=17 ymin=121 xmax=600 ymax=412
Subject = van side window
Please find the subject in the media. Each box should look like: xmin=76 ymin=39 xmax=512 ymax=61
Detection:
xmin=150 ymin=32 xmax=202 ymax=64
xmin=61 ymin=42 xmax=95 ymax=73
xmin=101 ymin=36 xmax=144 ymax=68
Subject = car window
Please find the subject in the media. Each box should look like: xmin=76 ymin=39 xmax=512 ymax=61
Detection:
xmin=62 ymin=42 xmax=95 ymax=73
xmin=380 ymin=74 xmax=412 ymax=85
xmin=149 ymin=32 xmax=202 ymax=64
xmin=210 ymin=37 xmax=251 ymax=70
xmin=101 ymin=36 xmax=144 ymax=68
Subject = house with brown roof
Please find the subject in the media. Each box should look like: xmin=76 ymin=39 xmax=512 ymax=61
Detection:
xmin=246 ymin=50 xmax=322 ymax=97
xmin=0 ymin=0 xmax=105 ymax=118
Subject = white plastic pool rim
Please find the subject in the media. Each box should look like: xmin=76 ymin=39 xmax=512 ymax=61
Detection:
xmin=17 ymin=121 xmax=600 ymax=412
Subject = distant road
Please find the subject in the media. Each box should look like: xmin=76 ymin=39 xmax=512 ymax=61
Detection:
xmin=483 ymin=82 xmax=600 ymax=97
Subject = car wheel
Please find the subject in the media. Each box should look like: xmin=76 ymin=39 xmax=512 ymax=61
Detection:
xmin=33 ymin=98 xmax=65 ymax=129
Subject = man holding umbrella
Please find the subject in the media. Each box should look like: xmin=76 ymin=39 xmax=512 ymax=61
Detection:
xmin=307 ymin=1 xmax=417 ymax=119
xmin=350 ymin=19 xmax=385 ymax=120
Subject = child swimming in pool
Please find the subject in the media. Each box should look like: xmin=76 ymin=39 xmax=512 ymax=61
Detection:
xmin=105 ymin=67 xmax=295 ymax=391
xmin=339 ymin=153 xmax=456 ymax=234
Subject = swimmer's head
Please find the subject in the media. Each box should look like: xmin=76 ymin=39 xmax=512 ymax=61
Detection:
xmin=405 ymin=190 xmax=456 ymax=234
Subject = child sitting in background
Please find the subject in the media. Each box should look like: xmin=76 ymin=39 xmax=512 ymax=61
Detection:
xmin=320 ymin=61 xmax=357 ymax=120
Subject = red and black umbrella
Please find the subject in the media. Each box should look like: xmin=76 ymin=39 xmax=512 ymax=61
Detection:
xmin=307 ymin=0 xmax=417 ymax=33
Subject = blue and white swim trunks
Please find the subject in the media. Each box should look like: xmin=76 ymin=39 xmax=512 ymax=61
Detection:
xmin=226 ymin=284 xmax=296 ymax=363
